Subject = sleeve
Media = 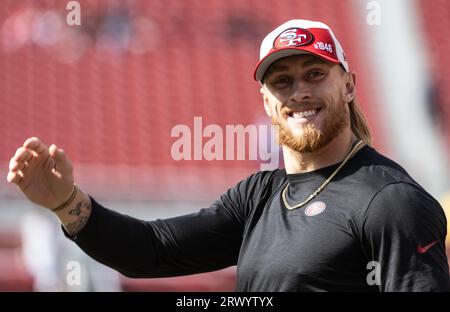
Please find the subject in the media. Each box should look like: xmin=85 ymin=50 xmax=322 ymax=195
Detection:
xmin=62 ymin=173 xmax=263 ymax=278
xmin=361 ymin=182 xmax=450 ymax=292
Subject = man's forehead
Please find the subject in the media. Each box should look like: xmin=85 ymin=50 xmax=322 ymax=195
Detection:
xmin=268 ymin=55 xmax=329 ymax=73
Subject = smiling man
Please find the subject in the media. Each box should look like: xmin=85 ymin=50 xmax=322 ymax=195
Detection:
xmin=6 ymin=19 xmax=449 ymax=291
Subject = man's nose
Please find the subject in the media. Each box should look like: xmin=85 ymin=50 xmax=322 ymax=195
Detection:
xmin=289 ymin=80 xmax=312 ymax=102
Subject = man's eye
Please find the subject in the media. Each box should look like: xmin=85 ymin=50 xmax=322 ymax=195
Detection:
xmin=306 ymin=71 xmax=324 ymax=79
xmin=273 ymin=77 xmax=291 ymax=86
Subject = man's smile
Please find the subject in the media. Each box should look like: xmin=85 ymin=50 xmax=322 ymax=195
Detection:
xmin=285 ymin=107 xmax=323 ymax=126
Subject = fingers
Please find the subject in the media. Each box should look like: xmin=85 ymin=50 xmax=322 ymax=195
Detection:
xmin=7 ymin=137 xmax=73 ymax=187
xmin=14 ymin=147 xmax=34 ymax=161
xmin=49 ymin=144 xmax=58 ymax=157
xmin=49 ymin=144 xmax=73 ymax=175
xmin=7 ymin=147 xmax=31 ymax=185
xmin=23 ymin=137 xmax=48 ymax=155
xmin=9 ymin=147 xmax=35 ymax=172
xmin=9 ymin=158 xmax=25 ymax=172
xmin=7 ymin=170 xmax=23 ymax=184
xmin=7 ymin=137 xmax=48 ymax=186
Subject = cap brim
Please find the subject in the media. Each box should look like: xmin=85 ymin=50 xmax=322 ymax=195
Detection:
xmin=254 ymin=48 xmax=340 ymax=81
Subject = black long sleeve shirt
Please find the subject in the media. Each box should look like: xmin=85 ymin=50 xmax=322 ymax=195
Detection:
xmin=64 ymin=146 xmax=450 ymax=291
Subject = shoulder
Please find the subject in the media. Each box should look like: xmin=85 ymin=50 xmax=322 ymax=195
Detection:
xmin=362 ymin=181 xmax=446 ymax=231
xmin=352 ymin=145 xmax=418 ymax=186
xmin=357 ymin=146 xmax=440 ymax=208
xmin=347 ymin=146 xmax=444 ymax=224
xmin=344 ymin=146 xmax=427 ymax=203
xmin=230 ymin=169 xmax=287 ymax=200
xmin=217 ymin=169 xmax=287 ymax=217
xmin=241 ymin=169 xmax=287 ymax=188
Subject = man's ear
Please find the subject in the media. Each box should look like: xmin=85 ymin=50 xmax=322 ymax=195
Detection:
xmin=260 ymin=87 xmax=272 ymax=117
xmin=344 ymin=72 xmax=356 ymax=103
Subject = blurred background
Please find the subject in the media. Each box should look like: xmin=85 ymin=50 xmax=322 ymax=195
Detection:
xmin=0 ymin=0 xmax=449 ymax=291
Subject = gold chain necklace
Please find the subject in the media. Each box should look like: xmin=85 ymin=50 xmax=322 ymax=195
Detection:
xmin=282 ymin=140 xmax=365 ymax=210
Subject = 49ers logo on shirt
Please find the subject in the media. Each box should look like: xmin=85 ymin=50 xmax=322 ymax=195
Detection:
xmin=304 ymin=201 xmax=326 ymax=216
xmin=273 ymin=28 xmax=314 ymax=49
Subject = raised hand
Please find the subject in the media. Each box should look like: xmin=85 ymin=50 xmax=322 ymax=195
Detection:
xmin=7 ymin=137 xmax=75 ymax=209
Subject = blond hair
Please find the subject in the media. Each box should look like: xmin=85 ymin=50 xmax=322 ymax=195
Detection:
xmin=348 ymin=97 xmax=372 ymax=146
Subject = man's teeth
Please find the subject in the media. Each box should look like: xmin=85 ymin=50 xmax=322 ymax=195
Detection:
xmin=291 ymin=109 xmax=317 ymax=118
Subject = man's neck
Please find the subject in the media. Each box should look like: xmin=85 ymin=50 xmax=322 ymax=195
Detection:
xmin=282 ymin=128 xmax=357 ymax=174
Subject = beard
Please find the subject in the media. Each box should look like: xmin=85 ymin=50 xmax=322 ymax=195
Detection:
xmin=272 ymin=101 xmax=349 ymax=153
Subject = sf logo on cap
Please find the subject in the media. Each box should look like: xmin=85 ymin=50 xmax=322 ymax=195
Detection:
xmin=274 ymin=28 xmax=314 ymax=49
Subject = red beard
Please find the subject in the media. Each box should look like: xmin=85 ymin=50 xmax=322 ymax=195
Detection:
xmin=272 ymin=102 xmax=349 ymax=153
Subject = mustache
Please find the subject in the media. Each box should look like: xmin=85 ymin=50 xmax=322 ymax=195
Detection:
xmin=281 ymin=100 xmax=325 ymax=112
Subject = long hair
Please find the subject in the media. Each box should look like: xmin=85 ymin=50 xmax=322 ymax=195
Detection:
xmin=348 ymin=97 xmax=372 ymax=146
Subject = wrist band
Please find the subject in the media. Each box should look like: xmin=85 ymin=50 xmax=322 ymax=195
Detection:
xmin=52 ymin=185 xmax=78 ymax=212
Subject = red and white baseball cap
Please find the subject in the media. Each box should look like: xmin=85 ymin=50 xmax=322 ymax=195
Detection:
xmin=254 ymin=19 xmax=349 ymax=81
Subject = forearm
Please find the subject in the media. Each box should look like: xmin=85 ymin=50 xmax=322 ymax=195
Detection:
xmin=53 ymin=188 xmax=182 ymax=277
xmin=58 ymin=196 xmax=241 ymax=278
xmin=59 ymin=195 xmax=161 ymax=277
xmin=53 ymin=185 xmax=92 ymax=237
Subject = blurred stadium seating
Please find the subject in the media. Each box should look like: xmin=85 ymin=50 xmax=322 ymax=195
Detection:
xmin=0 ymin=230 xmax=33 ymax=291
xmin=417 ymin=0 xmax=450 ymax=145
xmin=0 ymin=0 xmax=448 ymax=291
xmin=0 ymin=0 xmax=384 ymax=196
xmin=120 ymin=267 xmax=236 ymax=292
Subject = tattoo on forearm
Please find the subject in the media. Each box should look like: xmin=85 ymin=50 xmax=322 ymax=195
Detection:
xmin=68 ymin=202 xmax=82 ymax=216
xmin=63 ymin=199 xmax=92 ymax=236
xmin=65 ymin=217 xmax=89 ymax=235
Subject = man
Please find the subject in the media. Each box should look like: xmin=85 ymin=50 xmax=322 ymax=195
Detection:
xmin=6 ymin=19 xmax=449 ymax=291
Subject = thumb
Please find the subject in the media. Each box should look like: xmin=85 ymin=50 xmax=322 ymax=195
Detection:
xmin=49 ymin=144 xmax=73 ymax=177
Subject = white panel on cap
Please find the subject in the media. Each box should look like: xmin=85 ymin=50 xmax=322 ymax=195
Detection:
xmin=329 ymin=31 xmax=349 ymax=72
